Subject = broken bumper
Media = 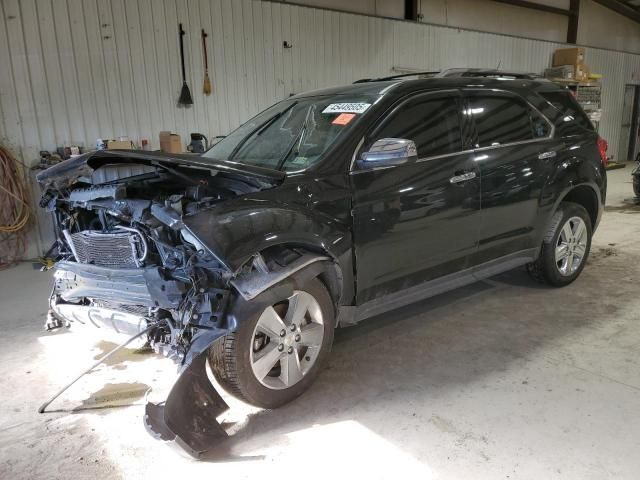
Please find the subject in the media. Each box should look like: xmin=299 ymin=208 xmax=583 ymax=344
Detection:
xmin=45 ymin=260 xmax=234 ymax=456
xmin=44 ymin=257 xmax=314 ymax=457
xmin=144 ymin=351 xmax=230 ymax=457
xmin=51 ymin=302 xmax=148 ymax=336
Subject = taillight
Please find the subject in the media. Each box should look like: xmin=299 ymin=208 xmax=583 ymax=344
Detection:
xmin=597 ymin=136 xmax=608 ymax=166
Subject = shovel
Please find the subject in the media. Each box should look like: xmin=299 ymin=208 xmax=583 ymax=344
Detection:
xmin=178 ymin=23 xmax=193 ymax=106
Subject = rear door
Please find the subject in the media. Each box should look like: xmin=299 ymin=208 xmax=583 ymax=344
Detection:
xmin=350 ymin=90 xmax=481 ymax=303
xmin=462 ymin=90 xmax=555 ymax=265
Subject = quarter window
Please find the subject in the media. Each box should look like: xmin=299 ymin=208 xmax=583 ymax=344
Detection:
xmin=466 ymin=94 xmax=550 ymax=148
xmin=540 ymin=90 xmax=594 ymax=134
xmin=531 ymin=109 xmax=552 ymax=138
xmin=374 ymin=94 xmax=463 ymax=158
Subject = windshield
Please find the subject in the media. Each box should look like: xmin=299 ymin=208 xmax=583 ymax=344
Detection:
xmin=203 ymin=95 xmax=377 ymax=171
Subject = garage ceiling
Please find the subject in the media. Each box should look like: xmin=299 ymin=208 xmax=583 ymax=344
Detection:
xmin=490 ymin=0 xmax=640 ymax=23
xmin=593 ymin=0 xmax=640 ymax=22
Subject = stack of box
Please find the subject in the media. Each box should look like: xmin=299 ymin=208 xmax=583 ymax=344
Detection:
xmin=546 ymin=47 xmax=590 ymax=82
xmin=159 ymin=131 xmax=183 ymax=153
xmin=106 ymin=139 xmax=134 ymax=150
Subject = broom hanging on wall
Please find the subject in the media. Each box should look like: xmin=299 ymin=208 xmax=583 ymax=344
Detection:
xmin=202 ymin=29 xmax=212 ymax=95
xmin=178 ymin=23 xmax=193 ymax=106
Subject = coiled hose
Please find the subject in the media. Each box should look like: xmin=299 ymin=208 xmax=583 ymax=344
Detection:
xmin=0 ymin=144 xmax=31 ymax=270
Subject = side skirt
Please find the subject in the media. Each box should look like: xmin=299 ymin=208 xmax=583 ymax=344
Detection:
xmin=349 ymin=248 xmax=539 ymax=324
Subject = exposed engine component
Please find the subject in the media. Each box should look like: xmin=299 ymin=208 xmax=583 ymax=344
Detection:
xmin=69 ymin=184 xmax=126 ymax=202
xmin=65 ymin=227 xmax=148 ymax=268
xmin=41 ymin=154 xmax=269 ymax=366
xmin=36 ymin=150 xmax=290 ymax=457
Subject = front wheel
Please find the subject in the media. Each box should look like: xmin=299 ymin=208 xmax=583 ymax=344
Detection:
xmin=527 ymin=202 xmax=592 ymax=286
xmin=208 ymin=277 xmax=335 ymax=409
xmin=632 ymin=164 xmax=640 ymax=198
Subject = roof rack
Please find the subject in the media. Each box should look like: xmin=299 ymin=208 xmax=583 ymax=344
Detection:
xmin=437 ymin=68 xmax=545 ymax=80
xmin=353 ymin=71 xmax=440 ymax=83
xmin=353 ymin=68 xmax=547 ymax=84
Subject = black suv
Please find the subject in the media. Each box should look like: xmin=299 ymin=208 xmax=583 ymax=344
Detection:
xmin=38 ymin=69 xmax=606 ymax=455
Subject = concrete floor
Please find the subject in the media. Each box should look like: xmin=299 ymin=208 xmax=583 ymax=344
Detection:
xmin=1 ymin=167 xmax=639 ymax=479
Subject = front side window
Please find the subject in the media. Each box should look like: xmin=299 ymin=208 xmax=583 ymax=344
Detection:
xmin=203 ymin=95 xmax=377 ymax=171
xmin=372 ymin=94 xmax=463 ymax=158
xmin=466 ymin=94 xmax=536 ymax=148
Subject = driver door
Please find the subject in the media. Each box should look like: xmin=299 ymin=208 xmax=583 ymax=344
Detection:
xmin=350 ymin=90 xmax=481 ymax=303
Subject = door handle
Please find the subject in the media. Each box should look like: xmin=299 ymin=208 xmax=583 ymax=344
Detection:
xmin=449 ymin=171 xmax=476 ymax=184
xmin=538 ymin=151 xmax=557 ymax=160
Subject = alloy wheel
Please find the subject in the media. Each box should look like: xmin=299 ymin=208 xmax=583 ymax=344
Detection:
xmin=555 ymin=216 xmax=588 ymax=276
xmin=249 ymin=290 xmax=324 ymax=390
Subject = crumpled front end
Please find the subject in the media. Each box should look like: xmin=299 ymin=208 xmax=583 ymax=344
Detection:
xmin=38 ymin=151 xmax=284 ymax=456
xmin=48 ymin=255 xmax=235 ymax=456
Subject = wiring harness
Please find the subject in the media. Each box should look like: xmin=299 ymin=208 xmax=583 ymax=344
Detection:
xmin=0 ymin=144 xmax=31 ymax=269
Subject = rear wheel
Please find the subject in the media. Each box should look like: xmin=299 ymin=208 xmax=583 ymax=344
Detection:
xmin=209 ymin=277 xmax=334 ymax=408
xmin=527 ymin=202 xmax=592 ymax=286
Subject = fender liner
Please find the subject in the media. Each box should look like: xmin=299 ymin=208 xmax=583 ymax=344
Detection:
xmin=143 ymin=262 xmax=332 ymax=457
xmin=231 ymin=254 xmax=331 ymax=301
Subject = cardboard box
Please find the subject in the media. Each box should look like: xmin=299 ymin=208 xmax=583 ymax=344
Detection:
xmin=159 ymin=131 xmax=182 ymax=153
xmin=107 ymin=140 xmax=134 ymax=150
xmin=575 ymin=62 xmax=590 ymax=82
xmin=553 ymin=47 xmax=585 ymax=67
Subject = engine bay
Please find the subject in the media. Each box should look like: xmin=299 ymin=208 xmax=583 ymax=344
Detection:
xmin=42 ymin=160 xmax=268 ymax=362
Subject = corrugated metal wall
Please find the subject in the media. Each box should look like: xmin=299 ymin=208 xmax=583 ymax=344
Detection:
xmin=0 ymin=0 xmax=638 ymax=164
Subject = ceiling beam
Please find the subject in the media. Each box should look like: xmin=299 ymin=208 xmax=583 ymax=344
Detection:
xmin=591 ymin=0 xmax=640 ymax=23
xmin=404 ymin=0 xmax=418 ymax=20
xmin=567 ymin=0 xmax=581 ymax=43
xmin=491 ymin=0 xmax=577 ymax=17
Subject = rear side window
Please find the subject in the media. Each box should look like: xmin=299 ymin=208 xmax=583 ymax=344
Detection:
xmin=465 ymin=94 xmax=550 ymax=148
xmin=539 ymin=90 xmax=594 ymax=134
xmin=374 ymin=94 xmax=463 ymax=158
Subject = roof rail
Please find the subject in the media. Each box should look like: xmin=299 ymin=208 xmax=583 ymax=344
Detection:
xmin=353 ymin=71 xmax=440 ymax=83
xmin=437 ymin=68 xmax=544 ymax=80
xmin=354 ymin=68 xmax=547 ymax=84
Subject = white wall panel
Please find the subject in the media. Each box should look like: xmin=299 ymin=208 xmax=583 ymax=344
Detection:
xmin=419 ymin=0 xmax=569 ymax=43
xmin=0 ymin=0 xmax=639 ymax=165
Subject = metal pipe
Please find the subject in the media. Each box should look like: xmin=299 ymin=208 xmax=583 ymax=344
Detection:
xmin=62 ymin=229 xmax=80 ymax=262
xmin=114 ymin=226 xmax=149 ymax=264
xmin=37 ymin=324 xmax=156 ymax=413
xmin=492 ymin=0 xmax=575 ymax=17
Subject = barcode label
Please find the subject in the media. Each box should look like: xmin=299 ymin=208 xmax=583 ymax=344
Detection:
xmin=322 ymin=103 xmax=371 ymax=114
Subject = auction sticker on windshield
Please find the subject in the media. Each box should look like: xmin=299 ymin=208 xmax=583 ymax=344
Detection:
xmin=322 ymin=103 xmax=371 ymax=114
xmin=332 ymin=113 xmax=356 ymax=125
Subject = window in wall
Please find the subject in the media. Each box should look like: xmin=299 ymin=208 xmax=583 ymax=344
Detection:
xmin=374 ymin=94 xmax=463 ymax=158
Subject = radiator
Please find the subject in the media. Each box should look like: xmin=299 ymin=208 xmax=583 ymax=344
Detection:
xmin=67 ymin=228 xmax=147 ymax=268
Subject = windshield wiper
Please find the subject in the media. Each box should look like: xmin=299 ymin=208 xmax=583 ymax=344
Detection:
xmin=228 ymin=101 xmax=298 ymax=161
xmin=276 ymin=105 xmax=314 ymax=170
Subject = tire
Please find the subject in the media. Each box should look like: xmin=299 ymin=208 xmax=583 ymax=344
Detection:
xmin=208 ymin=277 xmax=335 ymax=409
xmin=527 ymin=201 xmax=592 ymax=287
xmin=633 ymin=158 xmax=640 ymax=198
xmin=633 ymin=173 xmax=640 ymax=199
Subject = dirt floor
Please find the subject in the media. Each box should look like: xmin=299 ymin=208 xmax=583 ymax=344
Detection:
xmin=1 ymin=167 xmax=639 ymax=479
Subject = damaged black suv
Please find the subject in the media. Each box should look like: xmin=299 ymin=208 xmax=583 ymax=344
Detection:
xmin=38 ymin=69 xmax=606 ymax=455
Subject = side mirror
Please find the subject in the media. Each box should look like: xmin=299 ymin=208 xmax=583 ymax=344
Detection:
xmin=357 ymin=138 xmax=418 ymax=169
